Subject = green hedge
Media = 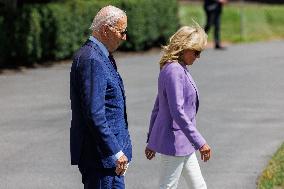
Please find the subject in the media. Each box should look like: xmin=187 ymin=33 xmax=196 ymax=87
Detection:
xmin=0 ymin=0 xmax=179 ymax=66
xmin=119 ymin=0 xmax=178 ymax=50
xmin=1 ymin=7 xmax=43 ymax=64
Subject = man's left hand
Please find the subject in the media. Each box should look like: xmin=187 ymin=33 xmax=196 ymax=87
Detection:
xmin=115 ymin=155 xmax=128 ymax=176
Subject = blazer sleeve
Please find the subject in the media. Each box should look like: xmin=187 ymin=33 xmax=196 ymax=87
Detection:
xmin=165 ymin=66 xmax=206 ymax=150
xmin=78 ymin=58 xmax=121 ymax=157
xmin=147 ymin=95 xmax=159 ymax=142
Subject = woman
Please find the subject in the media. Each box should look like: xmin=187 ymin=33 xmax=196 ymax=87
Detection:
xmin=145 ymin=24 xmax=211 ymax=189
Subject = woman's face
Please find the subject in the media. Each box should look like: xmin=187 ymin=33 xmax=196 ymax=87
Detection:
xmin=182 ymin=49 xmax=201 ymax=65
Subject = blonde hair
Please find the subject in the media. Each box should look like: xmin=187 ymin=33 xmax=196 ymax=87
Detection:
xmin=159 ymin=22 xmax=207 ymax=69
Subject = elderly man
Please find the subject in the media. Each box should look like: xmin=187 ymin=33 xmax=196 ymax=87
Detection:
xmin=70 ymin=5 xmax=132 ymax=189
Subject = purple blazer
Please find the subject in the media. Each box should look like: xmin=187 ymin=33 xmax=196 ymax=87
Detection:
xmin=147 ymin=61 xmax=206 ymax=156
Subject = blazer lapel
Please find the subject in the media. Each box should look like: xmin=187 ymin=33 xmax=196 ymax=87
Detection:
xmin=183 ymin=68 xmax=199 ymax=97
xmin=183 ymin=67 xmax=200 ymax=113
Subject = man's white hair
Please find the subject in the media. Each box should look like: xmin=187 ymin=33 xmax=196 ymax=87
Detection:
xmin=89 ymin=5 xmax=126 ymax=31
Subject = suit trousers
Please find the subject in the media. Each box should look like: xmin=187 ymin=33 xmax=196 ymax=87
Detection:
xmin=159 ymin=153 xmax=207 ymax=189
xmin=78 ymin=166 xmax=125 ymax=189
xmin=204 ymin=9 xmax=221 ymax=46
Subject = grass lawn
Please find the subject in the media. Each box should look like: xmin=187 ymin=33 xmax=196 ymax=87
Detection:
xmin=258 ymin=143 xmax=284 ymax=189
xmin=179 ymin=2 xmax=284 ymax=43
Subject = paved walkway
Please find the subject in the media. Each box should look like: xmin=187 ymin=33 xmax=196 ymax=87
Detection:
xmin=0 ymin=41 xmax=283 ymax=189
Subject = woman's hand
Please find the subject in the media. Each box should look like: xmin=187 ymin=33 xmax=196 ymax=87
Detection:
xmin=145 ymin=147 xmax=156 ymax=160
xmin=199 ymin=143 xmax=211 ymax=162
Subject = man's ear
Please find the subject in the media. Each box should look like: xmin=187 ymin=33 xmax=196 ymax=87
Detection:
xmin=101 ymin=25 xmax=108 ymax=37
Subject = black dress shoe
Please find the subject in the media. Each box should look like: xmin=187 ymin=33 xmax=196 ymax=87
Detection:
xmin=215 ymin=45 xmax=227 ymax=50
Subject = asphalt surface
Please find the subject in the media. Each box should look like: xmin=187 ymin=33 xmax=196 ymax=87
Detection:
xmin=0 ymin=40 xmax=283 ymax=189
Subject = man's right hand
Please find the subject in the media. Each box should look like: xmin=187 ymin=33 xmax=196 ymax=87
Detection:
xmin=115 ymin=155 xmax=128 ymax=176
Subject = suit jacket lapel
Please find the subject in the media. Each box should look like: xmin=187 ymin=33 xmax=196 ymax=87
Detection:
xmin=85 ymin=40 xmax=125 ymax=94
xmin=104 ymin=58 xmax=125 ymax=95
xmin=104 ymin=55 xmax=128 ymax=126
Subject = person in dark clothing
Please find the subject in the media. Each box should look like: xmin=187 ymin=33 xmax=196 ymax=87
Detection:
xmin=204 ymin=0 xmax=227 ymax=49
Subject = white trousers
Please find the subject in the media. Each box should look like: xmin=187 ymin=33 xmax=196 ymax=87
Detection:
xmin=159 ymin=152 xmax=207 ymax=189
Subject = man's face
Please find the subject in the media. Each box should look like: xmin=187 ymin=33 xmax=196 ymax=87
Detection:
xmin=106 ymin=15 xmax=127 ymax=53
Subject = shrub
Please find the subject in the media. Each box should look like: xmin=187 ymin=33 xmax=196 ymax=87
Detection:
xmin=0 ymin=0 xmax=179 ymax=66
xmin=120 ymin=0 xmax=179 ymax=50
xmin=1 ymin=6 xmax=42 ymax=64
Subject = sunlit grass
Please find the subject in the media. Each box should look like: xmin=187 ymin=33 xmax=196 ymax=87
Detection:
xmin=179 ymin=3 xmax=284 ymax=43
xmin=258 ymin=143 xmax=284 ymax=189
